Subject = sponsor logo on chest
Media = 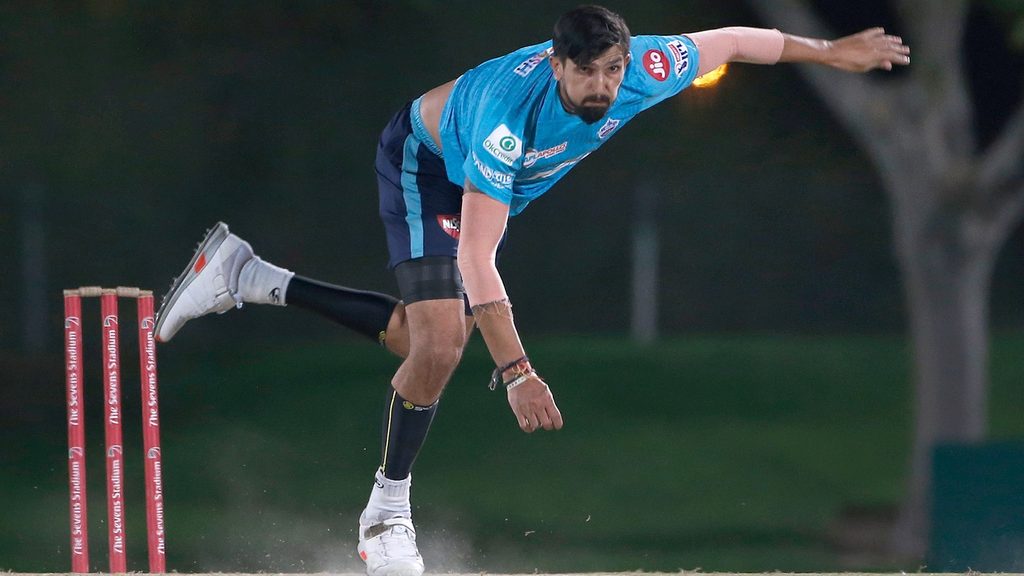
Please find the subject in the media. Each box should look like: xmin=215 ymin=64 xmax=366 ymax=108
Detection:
xmin=523 ymin=141 xmax=568 ymax=168
xmin=483 ymin=124 xmax=523 ymax=166
xmin=518 ymin=153 xmax=591 ymax=181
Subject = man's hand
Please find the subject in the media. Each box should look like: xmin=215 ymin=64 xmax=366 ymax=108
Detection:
xmin=507 ymin=375 xmax=563 ymax=433
xmin=780 ymin=27 xmax=910 ymax=72
xmin=825 ymin=28 xmax=910 ymax=72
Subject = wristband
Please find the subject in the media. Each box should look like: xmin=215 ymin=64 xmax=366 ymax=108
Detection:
xmin=488 ymin=355 xmax=529 ymax=390
xmin=504 ymin=370 xmax=537 ymax=391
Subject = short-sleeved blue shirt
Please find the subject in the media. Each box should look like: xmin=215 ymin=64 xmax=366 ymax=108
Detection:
xmin=436 ymin=35 xmax=700 ymax=216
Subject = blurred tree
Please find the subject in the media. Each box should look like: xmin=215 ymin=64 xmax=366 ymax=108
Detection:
xmin=750 ymin=0 xmax=1024 ymax=560
xmin=988 ymin=0 xmax=1024 ymax=48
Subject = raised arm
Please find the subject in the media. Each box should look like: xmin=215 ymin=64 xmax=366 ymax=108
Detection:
xmin=687 ymin=26 xmax=910 ymax=77
xmin=458 ymin=183 xmax=563 ymax=433
xmin=779 ymin=27 xmax=910 ymax=72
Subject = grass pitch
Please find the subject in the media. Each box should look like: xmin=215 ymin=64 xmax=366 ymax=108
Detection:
xmin=4 ymin=333 xmax=1024 ymax=572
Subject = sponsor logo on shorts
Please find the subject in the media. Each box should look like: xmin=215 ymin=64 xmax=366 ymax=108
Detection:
xmin=436 ymin=214 xmax=461 ymax=240
xmin=472 ymin=151 xmax=514 ymax=190
xmin=643 ymin=49 xmax=669 ymax=81
xmin=667 ymin=40 xmax=690 ymax=77
xmin=597 ymin=117 xmax=620 ymax=139
xmin=514 ymin=48 xmax=552 ymax=77
xmin=523 ymin=141 xmax=568 ymax=168
xmin=483 ymin=124 xmax=523 ymax=166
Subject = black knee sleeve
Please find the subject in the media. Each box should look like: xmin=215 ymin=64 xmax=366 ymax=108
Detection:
xmin=394 ymin=256 xmax=466 ymax=306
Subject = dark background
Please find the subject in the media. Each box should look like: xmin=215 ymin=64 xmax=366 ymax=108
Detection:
xmin=2 ymin=0 xmax=1022 ymax=348
xmin=2 ymin=0 xmax=1023 ymax=572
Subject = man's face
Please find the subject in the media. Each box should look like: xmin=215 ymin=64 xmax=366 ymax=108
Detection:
xmin=550 ymin=46 xmax=630 ymax=124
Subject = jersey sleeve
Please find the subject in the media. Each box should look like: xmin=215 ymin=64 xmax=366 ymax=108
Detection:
xmin=461 ymin=115 xmax=527 ymax=205
xmin=628 ymin=34 xmax=701 ymax=111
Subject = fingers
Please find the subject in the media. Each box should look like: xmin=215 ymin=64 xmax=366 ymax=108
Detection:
xmin=535 ymin=401 xmax=562 ymax=431
xmin=882 ymin=34 xmax=911 ymax=65
xmin=867 ymin=36 xmax=910 ymax=71
xmin=834 ymin=28 xmax=910 ymax=72
xmin=885 ymin=35 xmax=910 ymax=53
xmin=548 ymin=402 xmax=564 ymax=430
xmin=518 ymin=410 xmax=536 ymax=432
xmin=511 ymin=395 xmax=540 ymax=433
xmin=509 ymin=379 xmax=563 ymax=433
xmin=515 ymin=401 xmax=553 ymax=433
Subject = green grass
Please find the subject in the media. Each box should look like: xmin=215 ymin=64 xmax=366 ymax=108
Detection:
xmin=5 ymin=333 xmax=1024 ymax=572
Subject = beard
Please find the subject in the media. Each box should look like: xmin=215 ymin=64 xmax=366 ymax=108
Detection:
xmin=577 ymin=101 xmax=609 ymax=124
xmin=560 ymin=83 xmax=611 ymax=124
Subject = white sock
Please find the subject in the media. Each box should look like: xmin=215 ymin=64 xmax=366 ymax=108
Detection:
xmin=237 ymin=257 xmax=295 ymax=306
xmin=362 ymin=468 xmax=412 ymax=524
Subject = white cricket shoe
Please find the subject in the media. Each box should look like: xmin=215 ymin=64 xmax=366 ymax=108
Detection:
xmin=357 ymin=516 xmax=424 ymax=576
xmin=155 ymin=222 xmax=253 ymax=342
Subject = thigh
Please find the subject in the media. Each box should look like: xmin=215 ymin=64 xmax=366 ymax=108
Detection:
xmin=403 ymin=298 xmax=467 ymax=350
xmin=376 ymin=105 xmax=465 ymax=270
xmin=394 ymin=255 xmax=475 ymax=320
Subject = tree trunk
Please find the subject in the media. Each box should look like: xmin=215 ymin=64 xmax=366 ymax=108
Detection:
xmin=890 ymin=195 xmax=997 ymax=556
xmin=747 ymin=0 xmax=1024 ymax=561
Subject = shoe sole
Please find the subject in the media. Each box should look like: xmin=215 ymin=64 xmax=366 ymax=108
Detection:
xmin=154 ymin=222 xmax=230 ymax=342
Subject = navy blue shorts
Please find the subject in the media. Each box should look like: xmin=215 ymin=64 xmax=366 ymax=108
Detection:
xmin=376 ymin=101 xmax=466 ymax=270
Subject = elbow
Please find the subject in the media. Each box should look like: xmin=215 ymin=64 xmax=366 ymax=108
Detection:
xmin=457 ymin=248 xmax=503 ymax=306
xmin=457 ymin=248 xmax=494 ymax=287
xmin=456 ymin=248 xmax=486 ymax=274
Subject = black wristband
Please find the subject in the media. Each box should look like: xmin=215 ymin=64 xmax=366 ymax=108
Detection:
xmin=488 ymin=355 xmax=529 ymax=390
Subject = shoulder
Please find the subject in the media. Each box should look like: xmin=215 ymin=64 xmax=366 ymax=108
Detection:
xmin=457 ymin=41 xmax=554 ymax=126
xmin=627 ymin=34 xmax=698 ymax=85
xmin=464 ymin=40 xmax=555 ymax=93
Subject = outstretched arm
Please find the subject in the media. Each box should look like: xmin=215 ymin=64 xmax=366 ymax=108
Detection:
xmin=780 ymin=27 xmax=910 ymax=72
xmin=687 ymin=26 xmax=910 ymax=77
xmin=458 ymin=182 xmax=563 ymax=433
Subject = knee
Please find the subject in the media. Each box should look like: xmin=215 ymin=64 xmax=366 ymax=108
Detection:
xmin=399 ymin=338 xmax=463 ymax=404
xmin=412 ymin=338 xmax=464 ymax=373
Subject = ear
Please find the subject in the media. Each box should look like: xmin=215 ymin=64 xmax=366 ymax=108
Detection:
xmin=549 ymin=55 xmax=564 ymax=81
xmin=624 ymin=51 xmax=632 ymax=67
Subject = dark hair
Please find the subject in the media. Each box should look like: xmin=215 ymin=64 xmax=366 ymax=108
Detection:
xmin=552 ymin=5 xmax=631 ymax=66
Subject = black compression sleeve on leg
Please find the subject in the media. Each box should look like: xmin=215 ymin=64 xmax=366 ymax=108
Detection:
xmin=380 ymin=386 xmax=438 ymax=480
xmin=286 ymin=275 xmax=399 ymax=344
xmin=394 ymin=256 xmax=465 ymax=304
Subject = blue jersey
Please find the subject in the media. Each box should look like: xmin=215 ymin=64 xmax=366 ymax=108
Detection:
xmin=435 ymin=35 xmax=700 ymax=216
